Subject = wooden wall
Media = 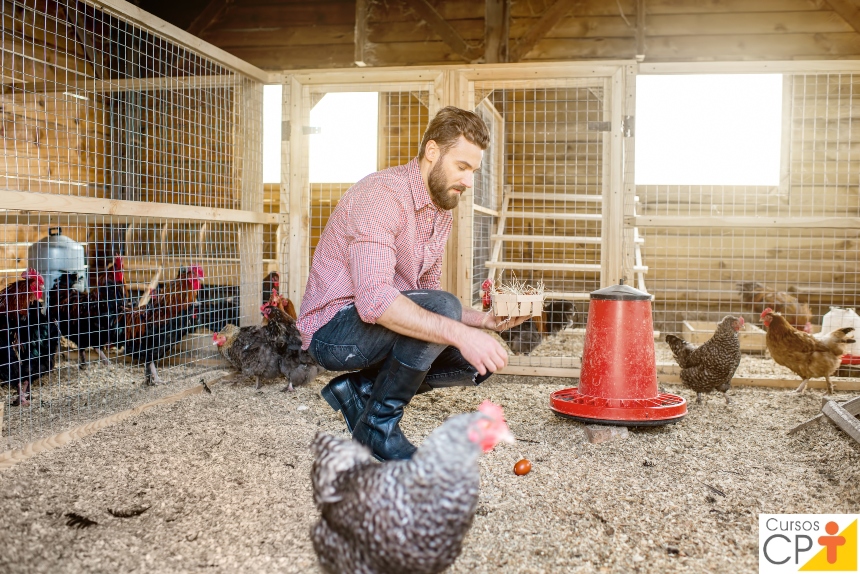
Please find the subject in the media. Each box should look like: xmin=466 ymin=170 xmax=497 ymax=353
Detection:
xmin=151 ymin=0 xmax=860 ymax=70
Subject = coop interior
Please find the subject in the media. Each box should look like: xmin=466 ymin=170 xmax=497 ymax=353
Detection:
xmin=2 ymin=0 xmax=860 ymax=572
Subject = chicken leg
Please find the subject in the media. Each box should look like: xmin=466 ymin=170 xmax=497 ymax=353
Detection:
xmin=96 ymin=348 xmax=110 ymax=366
xmin=145 ymin=362 xmax=169 ymax=385
xmin=825 ymin=375 xmax=835 ymax=395
xmin=11 ymin=379 xmax=30 ymax=406
xmin=794 ymin=378 xmax=810 ymax=393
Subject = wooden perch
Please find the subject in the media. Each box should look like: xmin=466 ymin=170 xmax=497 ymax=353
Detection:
xmin=788 ymin=395 xmax=860 ymax=435
xmin=822 ymin=399 xmax=860 ymax=443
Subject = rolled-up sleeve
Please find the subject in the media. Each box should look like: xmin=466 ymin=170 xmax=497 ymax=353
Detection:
xmin=346 ymin=188 xmax=405 ymax=323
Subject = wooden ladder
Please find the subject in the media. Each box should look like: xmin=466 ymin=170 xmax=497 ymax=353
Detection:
xmin=485 ymin=190 xmax=647 ymax=299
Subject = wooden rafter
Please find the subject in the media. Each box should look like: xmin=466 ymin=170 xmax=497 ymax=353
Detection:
xmin=355 ymin=0 xmax=370 ymax=67
xmin=509 ymin=0 xmax=579 ymax=62
xmin=823 ymin=0 xmax=860 ymax=35
xmin=186 ymin=0 xmax=233 ymax=37
xmin=635 ymin=0 xmax=646 ymax=61
xmin=484 ymin=0 xmax=510 ymax=63
xmin=401 ymin=0 xmax=482 ymax=62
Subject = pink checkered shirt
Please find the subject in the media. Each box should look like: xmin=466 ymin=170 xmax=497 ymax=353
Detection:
xmin=297 ymin=158 xmax=453 ymax=349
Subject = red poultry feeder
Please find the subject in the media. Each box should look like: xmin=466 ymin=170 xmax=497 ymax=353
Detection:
xmin=550 ymin=282 xmax=687 ymax=426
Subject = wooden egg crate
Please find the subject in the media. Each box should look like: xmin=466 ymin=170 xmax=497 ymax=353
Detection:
xmin=681 ymin=320 xmax=768 ymax=353
xmin=492 ymin=293 xmax=544 ymax=318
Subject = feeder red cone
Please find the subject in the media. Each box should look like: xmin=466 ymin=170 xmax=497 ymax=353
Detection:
xmin=550 ymin=282 xmax=687 ymax=426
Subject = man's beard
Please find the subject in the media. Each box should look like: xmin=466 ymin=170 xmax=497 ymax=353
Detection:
xmin=427 ymin=159 xmax=466 ymax=211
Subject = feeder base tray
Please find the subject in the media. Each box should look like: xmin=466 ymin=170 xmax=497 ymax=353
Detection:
xmin=549 ymin=387 xmax=687 ymax=426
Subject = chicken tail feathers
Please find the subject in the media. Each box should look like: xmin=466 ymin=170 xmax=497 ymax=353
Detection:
xmin=665 ymin=334 xmax=696 ymax=367
xmin=311 ymin=432 xmax=373 ymax=507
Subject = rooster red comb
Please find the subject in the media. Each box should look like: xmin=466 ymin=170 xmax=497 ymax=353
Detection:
xmin=22 ymin=268 xmax=40 ymax=279
xmin=478 ymin=400 xmax=505 ymax=421
xmin=186 ymin=265 xmax=205 ymax=279
xmin=113 ymin=255 xmax=124 ymax=269
xmin=760 ymin=308 xmax=774 ymax=319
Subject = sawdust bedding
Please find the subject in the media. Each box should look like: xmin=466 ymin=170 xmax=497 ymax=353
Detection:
xmin=1 ymin=337 xmax=859 ymax=574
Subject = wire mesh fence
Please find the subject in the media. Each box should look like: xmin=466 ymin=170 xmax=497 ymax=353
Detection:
xmin=639 ymin=71 xmax=860 ymax=379
xmin=2 ymin=0 xmax=265 ymax=449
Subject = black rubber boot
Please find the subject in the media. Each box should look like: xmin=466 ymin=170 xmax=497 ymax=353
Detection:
xmin=352 ymin=359 xmax=429 ymax=461
xmin=320 ymin=371 xmax=375 ymax=433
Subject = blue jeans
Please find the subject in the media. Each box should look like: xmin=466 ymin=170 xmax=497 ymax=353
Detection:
xmin=308 ymin=290 xmax=492 ymax=388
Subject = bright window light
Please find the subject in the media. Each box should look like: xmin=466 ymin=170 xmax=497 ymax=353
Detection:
xmin=634 ymin=74 xmax=783 ymax=186
xmin=310 ymin=92 xmax=378 ymax=183
xmin=262 ymin=84 xmax=282 ymax=183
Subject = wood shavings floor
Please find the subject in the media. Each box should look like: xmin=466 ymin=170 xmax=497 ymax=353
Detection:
xmin=1 ymin=371 xmax=859 ymax=573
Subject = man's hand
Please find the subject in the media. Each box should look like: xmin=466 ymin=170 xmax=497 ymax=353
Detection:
xmin=479 ymin=311 xmax=532 ymax=333
xmin=454 ymin=329 xmax=509 ymax=376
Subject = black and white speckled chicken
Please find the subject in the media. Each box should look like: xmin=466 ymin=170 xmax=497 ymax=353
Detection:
xmin=665 ymin=315 xmax=744 ymax=404
xmin=214 ymin=303 xmax=322 ymax=391
xmin=310 ymin=401 xmax=513 ymax=574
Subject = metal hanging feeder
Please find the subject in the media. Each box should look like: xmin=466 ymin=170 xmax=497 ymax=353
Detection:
xmin=550 ymin=282 xmax=687 ymax=426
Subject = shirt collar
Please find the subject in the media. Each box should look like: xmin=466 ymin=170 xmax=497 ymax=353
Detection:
xmin=408 ymin=157 xmax=436 ymax=212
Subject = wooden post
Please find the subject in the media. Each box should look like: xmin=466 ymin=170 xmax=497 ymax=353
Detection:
xmin=236 ymin=81 xmax=264 ymax=326
xmin=484 ymin=0 xmax=511 ymax=64
xmin=278 ymin=82 xmax=291 ymax=297
xmin=635 ymin=0 xmax=646 ymax=62
xmin=287 ymin=76 xmax=309 ymax=306
xmin=601 ymin=68 xmax=626 ymax=288
xmin=355 ymin=0 xmax=369 ymax=67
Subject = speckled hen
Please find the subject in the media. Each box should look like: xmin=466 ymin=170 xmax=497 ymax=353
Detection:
xmin=310 ymin=401 xmax=513 ymax=574
xmin=665 ymin=315 xmax=744 ymax=404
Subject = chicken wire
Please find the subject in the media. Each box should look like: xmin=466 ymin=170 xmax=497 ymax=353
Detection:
xmin=2 ymin=0 xmax=265 ymax=449
xmin=468 ymin=79 xmax=615 ymax=362
xmin=638 ymin=71 xmax=860 ymax=379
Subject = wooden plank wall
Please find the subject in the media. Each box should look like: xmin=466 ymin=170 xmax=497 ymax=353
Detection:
xmin=182 ymin=0 xmax=860 ymax=70
xmin=640 ymin=73 xmax=860 ymax=333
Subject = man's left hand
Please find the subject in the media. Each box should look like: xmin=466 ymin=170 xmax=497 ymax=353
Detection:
xmin=480 ymin=311 xmax=532 ymax=332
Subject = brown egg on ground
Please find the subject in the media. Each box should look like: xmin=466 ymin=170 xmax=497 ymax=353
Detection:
xmin=514 ymin=459 xmax=531 ymax=476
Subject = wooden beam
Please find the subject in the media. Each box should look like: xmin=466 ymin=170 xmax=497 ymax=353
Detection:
xmin=635 ymin=0 xmax=646 ymax=61
xmin=509 ymin=0 xmax=578 ymax=62
xmin=635 ymin=215 xmax=860 ymax=229
xmin=788 ymin=395 xmax=860 ymax=434
xmin=355 ymin=0 xmax=370 ymax=67
xmin=401 ymin=0 xmax=482 ymax=62
xmin=484 ymin=0 xmax=510 ymax=63
xmin=186 ymin=0 xmax=234 ymax=37
xmin=0 ymin=190 xmax=285 ymax=225
xmin=823 ymin=400 xmax=860 ymax=443
xmin=0 ymin=377 xmax=229 ymax=470
xmin=823 ymin=0 xmax=860 ymax=36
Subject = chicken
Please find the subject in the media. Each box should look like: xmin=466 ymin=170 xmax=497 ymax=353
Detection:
xmin=47 ymin=257 xmax=126 ymax=367
xmin=0 ymin=269 xmax=44 ymax=326
xmin=737 ymin=282 xmax=812 ymax=332
xmin=199 ymin=271 xmax=292 ymax=333
xmin=310 ymin=401 xmax=514 ymax=574
xmin=479 ymin=280 xmax=574 ymax=355
xmin=0 ymin=269 xmax=50 ymax=405
xmin=761 ymin=308 xmax=856 ymax=394
xmin=665 ymin=315 xmax=744 ymax=404
xmin=213 ymin=303 xmax=322 ymax=391
xmin=0 ymin=301 xmax=61 ymax=406
xmin=121 ymin=265 xmax=204 ymax=385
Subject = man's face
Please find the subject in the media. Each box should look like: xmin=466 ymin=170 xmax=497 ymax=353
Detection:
xmin=426 ymin=136 xmax=483 ymax=211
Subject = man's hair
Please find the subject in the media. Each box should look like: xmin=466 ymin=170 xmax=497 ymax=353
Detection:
xmin=418 ymin=106 xmax=490 ymax=160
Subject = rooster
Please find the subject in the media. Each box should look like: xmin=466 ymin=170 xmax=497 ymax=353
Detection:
xmin=199 ymin=271 xmax=291 ymax=333
xmin=479 ymin=279 xmax=574 ymax=355
xmin=761 ymin=308 xmax=855 ymax=394
xmin=47 ymin=256 xmax=126 ymax=367
xmin=0 ymin=268 xmax=44 ymax=326
xmin=214 ymin=302 xmax=321 ymax=391
xmin=0 ymin=269 xmax=52 ymax=405
xmin=665 ymin=316 xmax=744 ymax=404
xmin=738 ymin=282 xmax=812 ymax=332
xmin=310 ymin=401 xmax=513 ymax=574
xmin=121 ymin=265 xmax=203 ymax=385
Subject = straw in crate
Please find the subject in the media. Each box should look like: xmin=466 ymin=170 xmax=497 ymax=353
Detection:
xmin=490 ymin=277 xmax=545 ymax=318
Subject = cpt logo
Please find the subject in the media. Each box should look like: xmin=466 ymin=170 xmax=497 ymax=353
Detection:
xmin=760 ymin=515 xmax=858 ymax=573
